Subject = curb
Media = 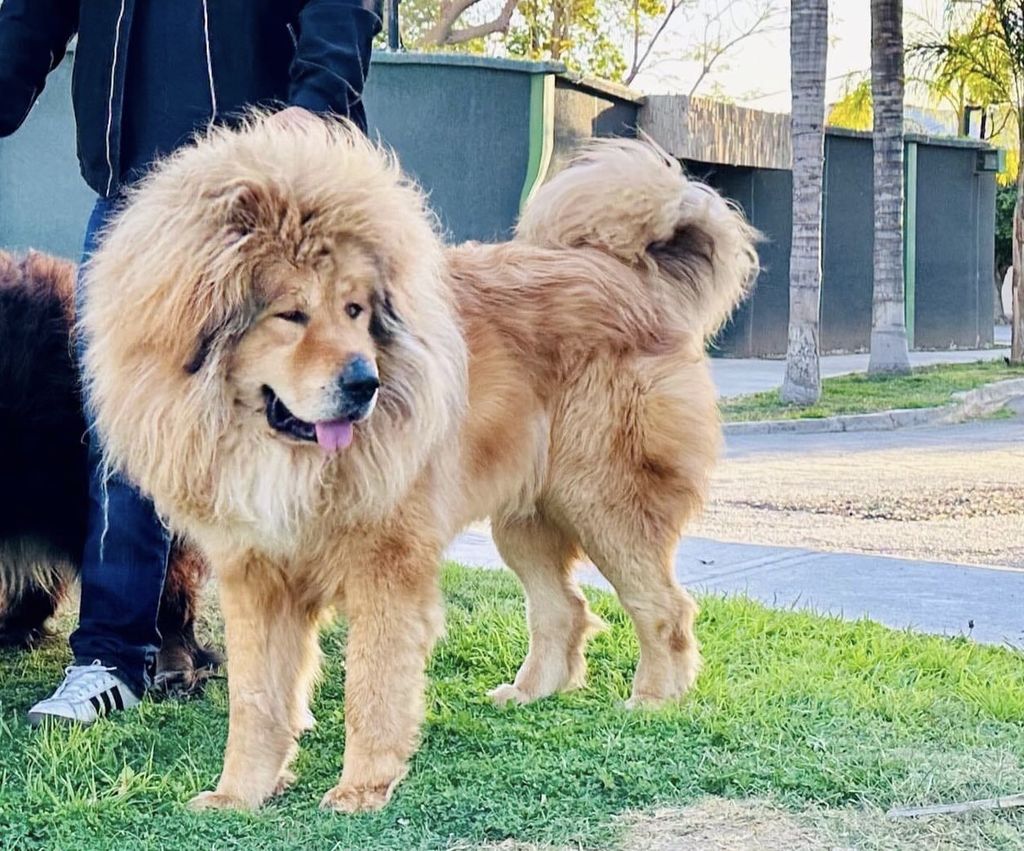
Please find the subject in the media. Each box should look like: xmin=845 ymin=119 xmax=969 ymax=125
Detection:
xmin=949 ymin=377 xmax=1024 ymax=421
xmin=724 ymin=378 xmax=1024 ymax=436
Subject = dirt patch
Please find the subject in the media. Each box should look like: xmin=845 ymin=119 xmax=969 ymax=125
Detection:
xmin=729 ymin=482 xmax=1024 ymax=523
xmin=822 ymin=803 xmax=1024 ymax=851
xmin=696 ymin=442 xmax=1024 ymax=568
xmin=617 ymin=798 xmax=835 ymax=850
xmin=455 ymin=797 xmax=1024 ymax=850
xmin=447 ymin=799 xmax=832 ymax=850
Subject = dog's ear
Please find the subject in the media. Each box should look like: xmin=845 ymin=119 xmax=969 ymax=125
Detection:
xmin=179 ymin=181 xmax=283 ymax=373
xmin=369 ymin=288 xmax=403 ymax=347
xmin=184 ymin=327 xmax=219 ymax=375
xmin=223 ymin=183 xmax=266 ymax=242
xmin=181 ymin=294 xmax=264 ymax=375
xmin=209 ymin=179 xmax=287 ymax=245
xmin=183 ymin=315 xmax=237 ymax=375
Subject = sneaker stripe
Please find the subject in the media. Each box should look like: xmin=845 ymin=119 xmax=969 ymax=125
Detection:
xmin=28 ymin=664 xmax=139 ymax=727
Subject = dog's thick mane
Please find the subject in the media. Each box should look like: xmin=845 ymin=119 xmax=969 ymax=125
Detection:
xmin=82 ymin=116 xmax=467 ymax=547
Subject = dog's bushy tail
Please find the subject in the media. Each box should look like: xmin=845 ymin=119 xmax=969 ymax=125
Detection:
xmin=515 ymin=138 xmax=760 ymax=338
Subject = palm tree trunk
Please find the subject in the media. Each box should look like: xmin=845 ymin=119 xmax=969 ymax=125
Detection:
xmin=1013 ymin=189 xmax=1024 ymax=362
xmin=781 ymin=0 xmax=828 ymax=405
xmin=1013 ymin=114 xmax=1024 ymax=364
xmin=868 ymin=0 xmax=912 ymax=374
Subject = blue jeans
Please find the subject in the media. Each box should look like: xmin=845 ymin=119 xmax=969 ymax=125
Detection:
xmin=69 ymin=196 xmax=171 ymax=697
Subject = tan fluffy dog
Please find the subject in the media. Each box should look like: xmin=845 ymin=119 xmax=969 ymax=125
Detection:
xmin=81 ymin=116 xmax=759 ymax=813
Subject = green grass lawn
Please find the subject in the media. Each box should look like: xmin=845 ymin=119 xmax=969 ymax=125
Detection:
xmin=721 ymin=360 xmax=1024 ymax=422
xmin=2 ymin=565 xmax=1023 ymax=850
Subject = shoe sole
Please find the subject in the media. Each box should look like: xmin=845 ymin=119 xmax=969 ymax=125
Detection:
xmin=27 ymin=711 xmax=94 ymax=728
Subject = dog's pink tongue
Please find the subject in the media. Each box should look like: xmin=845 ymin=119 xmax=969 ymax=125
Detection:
xmin=315 ymin=420 xmax=354 ymax=453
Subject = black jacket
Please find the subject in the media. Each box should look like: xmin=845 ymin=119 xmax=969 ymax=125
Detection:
xmin=0 ymin=0 xmax=382 ymax=196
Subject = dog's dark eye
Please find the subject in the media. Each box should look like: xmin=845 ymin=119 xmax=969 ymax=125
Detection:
xmin=345 ymin=303 xmax=364 ymax=320
xmin=275 ymin=310 xmax=308 ymax=324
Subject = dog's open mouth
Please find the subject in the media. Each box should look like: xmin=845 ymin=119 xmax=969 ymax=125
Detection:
xmin=263 ymin=387 xmax=354 ymax=453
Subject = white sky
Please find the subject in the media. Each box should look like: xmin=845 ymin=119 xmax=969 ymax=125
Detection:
xmin=631 ymin=0 xmax=948 ymax=111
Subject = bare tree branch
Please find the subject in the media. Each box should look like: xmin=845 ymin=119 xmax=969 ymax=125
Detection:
xmin=687 ymin=3 xmax=784 ymax=97
xmin=626 ymin=0 xmax=784 ymax=92
xmin=440 ymin=0 xmax=520 ymax=44
xmin=420 ymin=0 xmax=521 ymax=46
xmin=631 ymin=0 xmax=642 ymax=79
xmin=625 ymin=0 xmax=687 ymax=84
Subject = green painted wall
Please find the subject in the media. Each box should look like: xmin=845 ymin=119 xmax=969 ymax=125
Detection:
xmin=551 ymin=76 xmax=640 ymax=175
xmin=2 ymin=53 xmax=613 ymax=256
xmin=711 ymin=131 xmax=996 ymax=356
xmin=0 ymin=58 xmax=96 ymax=260
xmin=365 ymin=54 xmax=557 ymax=242
xmin=1 ymin=51 xmax=991 ymax=357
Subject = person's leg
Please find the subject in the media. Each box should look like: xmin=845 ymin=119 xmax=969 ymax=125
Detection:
xmin=29 ymin=197 xmax=171 ymax=723
xmin=68 ymin=444 xmax=171 ymax=697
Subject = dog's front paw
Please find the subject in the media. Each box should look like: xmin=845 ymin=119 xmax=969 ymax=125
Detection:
xmin=187 ymin=790 xmax=253 ymax=812
xmin=0 ymin=622 xmax=53 ymax=649
xmin=298 ymin=707 xmax=316 ymax=732
xmin=623 ymin=693 xmax=664 ymax=710
xmin=320 ymin=781 xmax=395 ymax=814
xmin=488 ymin=683 xmax=532 ymax=707
xmin=273 ymin=769 xmax=297 ymax=797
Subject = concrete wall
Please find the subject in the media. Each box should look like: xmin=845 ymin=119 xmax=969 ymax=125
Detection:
xmin=821 ymin=133 xmax=874 ymax=351
xmin=551 ymin=76 xmax=640 ymax=175
xmin=0 ymin=52 xmax=637 ymax=257
xmin=366 ymin=53 xmax=545 ymax=243
xmin=915 ymin=144 xmax=996 ymax=348
xmin=0 ymin=52 xmax=997 ymax=357
xmin=0 ymin=58 xmax=95 ymax=260
xmin=708 ymin=130 xmax=997 ymax=356
xmin=692 ymin=162 xmax=792 ymax=357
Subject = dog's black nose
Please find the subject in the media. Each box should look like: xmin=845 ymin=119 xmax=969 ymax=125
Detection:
xmin=345 ymin=376 xmax=380 ymax=406
xmin=338 ymin=356 xmax=379 ymax=407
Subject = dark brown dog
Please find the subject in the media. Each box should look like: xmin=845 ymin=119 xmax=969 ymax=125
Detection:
xmin=0 ymin=250 xmax=216 ymax=692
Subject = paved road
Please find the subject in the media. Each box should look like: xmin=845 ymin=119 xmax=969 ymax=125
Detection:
xmin=711 ymin=327 xmax=1010 ymax=398
xmin=724 ymin=413 xmax=1024 ymax=459
xmin=448 ymin=417 xmax=1024 ymax=648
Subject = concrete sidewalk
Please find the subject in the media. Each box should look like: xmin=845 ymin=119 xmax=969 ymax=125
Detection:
xmin=724 ymin=413 xmax=1024 ymax=458
xmin=447 ymin=531 xmax=1024 ymax=649
xmin=711 ymin=327 xmax=1011 ymax=398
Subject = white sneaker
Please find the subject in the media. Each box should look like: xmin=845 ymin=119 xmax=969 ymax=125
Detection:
xmin=28 ymin=660 xmax=141 ymax=727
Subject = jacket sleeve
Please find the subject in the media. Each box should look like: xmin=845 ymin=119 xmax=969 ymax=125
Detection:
xmin=0 ymin=0 xmax=79 ymax=137
xmin=288 ymin=0 xmax=383 ymax=132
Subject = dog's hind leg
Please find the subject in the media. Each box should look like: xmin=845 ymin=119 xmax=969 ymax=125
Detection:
xmin=579 ymin=531 xmax=700 ymax=708
xmin=188 ymin=563 xmax=320 ymax=812
xmin=548 ymin=360 xmax=714 ymax=707
xmin=488 ymin=515 xmax=604 ymax=707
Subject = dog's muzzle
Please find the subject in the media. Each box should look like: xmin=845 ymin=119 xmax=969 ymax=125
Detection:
xmin=262 ymin=358 xmax=379 ymax=453
xmin=263 ymin=386 xmax=317 ymax=443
